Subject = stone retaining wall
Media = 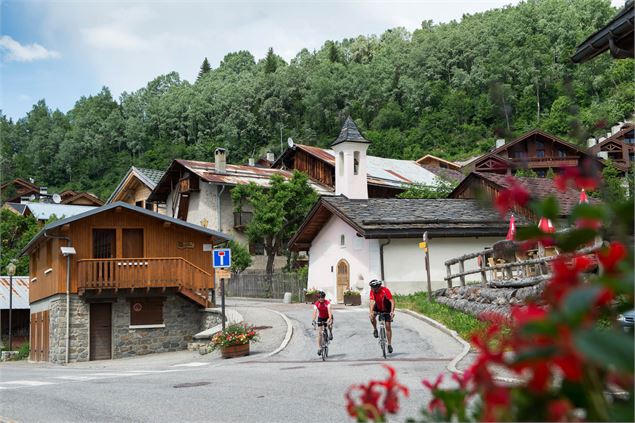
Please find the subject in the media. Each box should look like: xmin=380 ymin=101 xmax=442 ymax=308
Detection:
xmin=49 ymin=294 xmax=89 ymax=364
xmin=431 ymin=282 xmax=546 ymax=317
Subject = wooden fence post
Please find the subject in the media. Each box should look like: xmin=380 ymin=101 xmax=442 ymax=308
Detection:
xmin=446 ymin=264 xmax=452 ymax=288
xmin=459 ymin=259 xmax=466 ymax=287
xmin=479 ymin=254 xmax=487 ymax=286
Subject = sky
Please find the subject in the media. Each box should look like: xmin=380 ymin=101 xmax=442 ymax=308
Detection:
xmin=0 ymin=0 xmax=626 ymax=121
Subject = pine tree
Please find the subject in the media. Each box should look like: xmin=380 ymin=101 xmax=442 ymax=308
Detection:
xmin=264 ymin=47 xmax=277 ymax=74
xmin=197 ymin=57 xmax=211 ymax=81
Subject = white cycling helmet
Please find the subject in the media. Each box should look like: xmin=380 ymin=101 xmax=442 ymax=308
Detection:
xmin=369 ymin=279 xmax=383 ymax=288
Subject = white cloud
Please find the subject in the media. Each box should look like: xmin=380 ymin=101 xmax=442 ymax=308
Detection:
xmin=0 ymin=35 xmax=60 ymax=62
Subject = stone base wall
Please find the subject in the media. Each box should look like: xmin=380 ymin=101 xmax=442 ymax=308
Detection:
xmin=200 ymin=309 xmax=223 ymax=331
xmin=431 ymin=283 xmax=546 ymax=318
xmin=112 ymin=294 xmax=201 ymax=359
xmin=42 ymin=293 xmax=205 ymax=363
xmin=48 ymin=294 xmax=90 ymax=364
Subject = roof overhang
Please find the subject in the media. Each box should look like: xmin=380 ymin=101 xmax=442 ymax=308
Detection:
xmin=20 ymin=201 xmax=232 ymax=257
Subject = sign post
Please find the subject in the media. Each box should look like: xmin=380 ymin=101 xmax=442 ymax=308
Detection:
xmin=213 ymin=248 xmax=232 ymax=331
xmin=420 ymin=232 xmax=432 ymax=300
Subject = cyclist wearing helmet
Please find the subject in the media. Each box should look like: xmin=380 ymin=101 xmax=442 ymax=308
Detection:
xmin=311 ymin=291 xmax=333 ymax=356
xmin=369 ymin=279 xmax=395 ymax=353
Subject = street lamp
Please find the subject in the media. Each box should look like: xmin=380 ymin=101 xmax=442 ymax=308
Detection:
xmin=6 ymin=260 xmax=17 ymax=351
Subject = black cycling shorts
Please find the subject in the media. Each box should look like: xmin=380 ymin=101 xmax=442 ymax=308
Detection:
xmin=373 ymin=298 xmax=393 ymax=321
xmin=317 ymin=316 xmax=332 ymax=324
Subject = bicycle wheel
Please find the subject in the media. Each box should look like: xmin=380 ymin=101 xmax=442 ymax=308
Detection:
xmin=321 ymin=345 xmax=326 ymax=361
xmin=379 ymin=326 xmax=387 ymax=359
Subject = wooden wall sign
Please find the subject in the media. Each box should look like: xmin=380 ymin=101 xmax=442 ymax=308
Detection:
xmin=177 ymin=241 xmax=194 ymax=249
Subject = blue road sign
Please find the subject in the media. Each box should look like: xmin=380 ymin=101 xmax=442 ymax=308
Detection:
xmin=212 ymin=248 xmax=232 ymax=268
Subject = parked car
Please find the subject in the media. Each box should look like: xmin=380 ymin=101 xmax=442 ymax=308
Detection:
xmin=617 ymin=310 xmax=635 ymax=332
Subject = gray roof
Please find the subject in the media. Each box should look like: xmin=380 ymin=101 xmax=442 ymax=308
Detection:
xmin=323 ymin=196 xmax=526 ymax=238
xmin=0 ymin=276 xmax=29 ymax=309
xmin=25 ymin=203 xmax=97 ymax=221
xmin=20 ymin=201 xmax=232 ymax=256
xmin=331 ymin=117 xmax=370 ymax=147
xmin=5 ymin=202 xmax=27 ymax=214
xmin=106 ymin=166 xmax=165 ymax=204
xmin=135 ymin=167 xmax=165 ymax=187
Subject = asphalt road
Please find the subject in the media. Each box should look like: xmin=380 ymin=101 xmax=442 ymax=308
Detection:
xmin=0 ymin=304 xmax=463 ymax=422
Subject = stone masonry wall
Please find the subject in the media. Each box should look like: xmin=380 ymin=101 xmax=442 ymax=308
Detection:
xmin=49 ymin=294 xmax=90 ymax=364
xmin=112 ymin=294 xmax=201 ymax=358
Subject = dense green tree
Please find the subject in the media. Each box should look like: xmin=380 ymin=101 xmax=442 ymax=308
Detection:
xmin=231 ymin=171 xmax=317 ymax=276
xmin=600 ymin=160 xmax=627 ymax=203
xmin=1 ymin=0 xmax=632 ymax=203
xmin=0 ymin=210 xmax=40 ymax=274
xmin=228 ymin=240 xmax=252 ymax=274
xmin=197 ymin=57 xmax=211 ymax=81
xmin=397 ymin=178 xmax=457 ymax=199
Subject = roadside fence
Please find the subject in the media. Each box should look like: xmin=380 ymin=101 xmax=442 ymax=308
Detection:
xmin=224 ymin=271 xmax=307 ymax=302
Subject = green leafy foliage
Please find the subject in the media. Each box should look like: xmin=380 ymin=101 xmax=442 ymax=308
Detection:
xmin=228 ymin=240 xmax=252 ymax=274
xmin=1 ymin=0 xmax=632 ymax=199
xmin=0 ymin=209 xmax=40 ymax=274
xmin=231 ymin=171 xmax=317 ymax=275
xmin=397 ymin=178 xmax=457 ymax=199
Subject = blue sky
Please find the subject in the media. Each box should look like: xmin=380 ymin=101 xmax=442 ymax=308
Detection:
xmin=0 ymin=0 xmax=625 ymax=121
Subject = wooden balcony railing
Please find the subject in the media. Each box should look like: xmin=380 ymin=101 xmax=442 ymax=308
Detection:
xmin=77 ymin=257 xmax=212 ymax=292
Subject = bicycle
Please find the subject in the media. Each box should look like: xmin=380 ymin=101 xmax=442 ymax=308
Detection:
xmin=312 ymin=320 xmax=330 ymax=361
xmin=376 ymin=312 xmax=391 ymax=359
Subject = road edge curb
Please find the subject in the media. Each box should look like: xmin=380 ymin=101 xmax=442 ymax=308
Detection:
xmin=263 ymin=308 xmax=293 ymax=357
xmin=397 ymin=308 xmax=521 ymax=385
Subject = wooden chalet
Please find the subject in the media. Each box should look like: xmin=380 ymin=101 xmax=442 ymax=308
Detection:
xmin=1 ymin=178 xmax=40 ymax=204
xmin=465 ymin=129 xmax=603 ymax=177
xmin=588 ymin=123 xmax=634 ymax=171
xmin=272 ymin=118 xmax=443 ymax=198
xmin=59 ymin=190 xmax=104 ymax=206
xmin=449 ymin=172 xmax=602 ymax=222
xmin=416 ymin=154 xmax=461 ymax=170
xmin=106 ymin=166 xmax=165 ymax=213
xmin=20 ymin=202 xmax=230 ymax=363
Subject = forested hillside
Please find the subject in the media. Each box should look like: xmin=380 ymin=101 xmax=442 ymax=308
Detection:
xmin=1 ymin=0 xmax=633 ymax=200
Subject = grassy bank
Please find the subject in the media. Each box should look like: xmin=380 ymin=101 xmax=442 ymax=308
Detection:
xmin=395 ymin=292 xmax=487 ymax=341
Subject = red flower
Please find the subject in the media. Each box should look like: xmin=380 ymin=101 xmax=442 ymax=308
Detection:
xmin=482 ymin=386 xmax=510 ymax=422
xmin=511 ymin=304 xmax=547 ymax=325
xmin=495 ymin=177 xmax=531 ymax=216
xmin=554 ymin=167 xmax=599 ymax=192
xmin=422 ymin=374 xmax=443 ymax=391
xmin=547 ymin=399 xmax=573 ymax=422
xmin=597 ymin=241 xmax=627 ymax=274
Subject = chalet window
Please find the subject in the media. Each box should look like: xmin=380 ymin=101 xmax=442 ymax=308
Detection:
xmin=135 ymin=200 xmax=143 ymax=208
xmin=625 ymin=131 xmax=634 ymax=144
xmin=535 ymin=140 xmax=544 ymax=148
xmin=93 ymin=229 xmax=116 ymax=259
xmin=129 ymin=298 xmax=164 ymax=326
xmin=339 ymin=152 xmax=344 ymax=176
xmin=340 ymin=234 xmax=346 ymax=247
xmin=353 ymin=152 xmax=360 ymax=175
xmin=557 ymin=149 xmax=566 ymax=157
xmin=535 ymin=169 xmax=547 ymax=177
xmin=249 ymin=240 xmax=265 ymax=255
xmin=536 ymin=150 xmax=545 ymax=158
xmin=145 ymin=202 xmax=154 ymax=211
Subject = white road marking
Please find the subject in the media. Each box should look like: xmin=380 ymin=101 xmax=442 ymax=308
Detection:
xmin=54 ymin=375 xmax=100 ymax=381
xmin=2 ymin=380 xmax=55 ymax=386
xmin=171 ymin=362 xmax=209 ymax=367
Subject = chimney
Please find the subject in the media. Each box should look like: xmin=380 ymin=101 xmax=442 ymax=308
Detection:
xmin=39 ymin=186 xmax=48 ymax=196
xmin=597 ymin=151 xmax=608 ymax=160
xmin=214 ymin=148 xmax=227 ymax=174
xmin=266 ymin=152 xmax=275 ymax=162
xmin=606 ymin=132 xmax=612 ymax=138
xmin=587 ymin=137 xmax=597 ymax=148
xmin=248 ymin=158 xmax=255 ymax=166
xmin=611 ymin=124 xmax=621 ymax=135
xmin=495 ymin=139 xmax=505 ymax=148
xmin=20 ymin=196 xmax=31 ymax=204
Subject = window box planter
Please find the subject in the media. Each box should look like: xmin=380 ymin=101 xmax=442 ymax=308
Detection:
xmin=304 ymin=292 xmax=319 ymax=303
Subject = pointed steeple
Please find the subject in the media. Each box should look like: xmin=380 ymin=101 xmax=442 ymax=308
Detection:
xmin=331 ymin=116 xmax=370 ymax=147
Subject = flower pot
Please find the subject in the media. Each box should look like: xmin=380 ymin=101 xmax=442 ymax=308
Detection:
xmin=344 ymin=294 xmax=361 ymax=306
xmin=221 ymin=342 xmax=250 ymax=358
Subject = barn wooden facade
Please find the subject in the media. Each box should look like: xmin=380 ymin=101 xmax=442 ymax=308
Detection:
xmin=21 ymin=202 xmax=230 ymax=363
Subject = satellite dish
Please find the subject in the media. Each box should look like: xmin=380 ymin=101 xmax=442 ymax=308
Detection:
xmin=287 ymin=137 xmax=294 ymax=148
xmin=29 ymin=194 xmax=36 ymax=201
xmin=52 ymin=193 xmax=62 ymax=204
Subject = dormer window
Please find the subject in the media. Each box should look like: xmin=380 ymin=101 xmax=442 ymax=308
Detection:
xmin=353 ymin=151 xmax=360 ymax=175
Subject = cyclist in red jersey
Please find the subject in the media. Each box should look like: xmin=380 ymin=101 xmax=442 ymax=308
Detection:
xmin=311 ymin=291 xmax=333 ymax=356
xmin=369 ymin=279 xmax=395 ymax=353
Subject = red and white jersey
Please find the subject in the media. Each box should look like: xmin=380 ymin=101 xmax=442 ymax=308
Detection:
xmin=370 ymin=287 xmax=393 ymax=311
xmin=313 ymin=300 xmax=331 ymax=318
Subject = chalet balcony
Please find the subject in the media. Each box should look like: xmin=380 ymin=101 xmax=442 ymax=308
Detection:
xmin=77 ymin=257 xmax=213 ymax=293
xmin=510 ymin=155 xmax=580 ymax=167
xmin=233 ymin=211 xmax=253 ymax=231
